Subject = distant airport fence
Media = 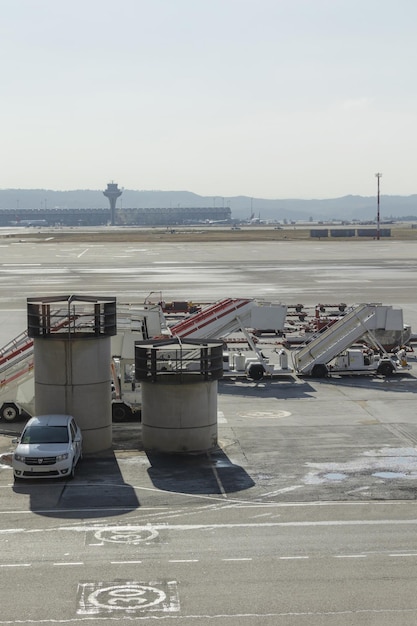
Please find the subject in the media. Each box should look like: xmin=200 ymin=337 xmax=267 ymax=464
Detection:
xmin=311 ymin=228 xmax=391 ymax=238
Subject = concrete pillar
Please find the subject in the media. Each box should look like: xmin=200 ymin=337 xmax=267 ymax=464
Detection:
xmin=135 ymin=338 xmax=223 ymax=453
xmin=27 ymin=295 xmax=117 ymax=454
xmin=34 ymin=336 xmax=112 ymax=453
xmin=141 ymin=379 xmax=218 ymax=453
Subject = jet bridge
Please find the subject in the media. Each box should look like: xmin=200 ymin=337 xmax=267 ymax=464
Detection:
xmin=292 ymin=304 xmax=406 ymax=377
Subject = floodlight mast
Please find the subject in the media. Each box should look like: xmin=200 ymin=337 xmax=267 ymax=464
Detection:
xmin=375 ymin=172 xmax=382 ymax=241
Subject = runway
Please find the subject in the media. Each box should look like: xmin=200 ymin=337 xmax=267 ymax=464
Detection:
xmin=1 ymin=235 xmax=417 ymax=344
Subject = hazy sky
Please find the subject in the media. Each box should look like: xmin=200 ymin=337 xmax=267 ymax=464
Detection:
xmin=1 ymin=0 xmax=416 ymax=199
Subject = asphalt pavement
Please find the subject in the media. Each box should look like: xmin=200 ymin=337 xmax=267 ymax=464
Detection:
xmin=1 ymin=231 xmax=417 ymax=623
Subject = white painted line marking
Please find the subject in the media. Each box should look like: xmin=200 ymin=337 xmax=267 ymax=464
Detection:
xmin=334 ymin=555 xmax=367 ymax=558
xmin=261 ymin=486 xmax=302 ymax=497
xmin=209 ymin=458 xmax=228 ymax=499
xmin=279 ymin=556 xmax=309 ymax=560
xmin=218 ymin=411 xmax=227 ymax=423
xmin=169 ymin=559 xmax=199 ymax=563
xmin=222 ymin=558 xmax=253 ymax=561
xmin=77 ymin=248 xmax=89 ymax=258
xmin=53 ymin=562 xmax=84 ymax=566
xmin=111 ymin=560 xmax=143 ymax=564
xmin=0 ymin=563 xmax=31 ymax=567
xmin=389 ymin=553 xmax=417 ymax=557
xmin=6 ymin=518 xmax=417 ymax=538
xmin=0 ymin=501 xmax=387 ymax=515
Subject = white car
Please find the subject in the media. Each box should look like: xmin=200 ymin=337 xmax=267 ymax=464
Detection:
xmin=12 ymin=414 xmax=83 ymax=480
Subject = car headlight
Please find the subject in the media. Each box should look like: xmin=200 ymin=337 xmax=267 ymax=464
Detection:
xmin=56 ymin=453 xmax=69 ymax=462
xmin=14 ymin=453 xmax=26 ymax=462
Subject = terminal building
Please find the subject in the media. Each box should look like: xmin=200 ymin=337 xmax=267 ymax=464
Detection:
xmin=0 ymin=205 xmax=232 ymax=227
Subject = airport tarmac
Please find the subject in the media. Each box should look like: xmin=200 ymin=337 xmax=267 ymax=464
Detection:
xmin=2 ymin=232 xmax=417 ymax=624
xmin=0 ymin=233 xmax=417 ymax=503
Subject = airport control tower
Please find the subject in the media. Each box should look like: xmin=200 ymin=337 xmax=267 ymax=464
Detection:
xmin=103 ymin=182 xmax=122 ymax=226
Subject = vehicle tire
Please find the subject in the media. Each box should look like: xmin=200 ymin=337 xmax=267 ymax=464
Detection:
xmin=69 ymin=462 xmax=76 ymax=480
xmin=0 ymin=402 xmax=20 ymax=422
xmin=112 ymin=402 xmax=132 ymax=422
xmin=247 ymin=363 xmax=265 ymax=381
xmin=311 ymin=364 xmax=328 ymax=378
xmin=377 ymin=361 xmax=394 ymax=377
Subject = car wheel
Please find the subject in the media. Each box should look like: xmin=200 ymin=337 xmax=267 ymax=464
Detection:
xmin=69 ymin=462 xmax=76 ymax=480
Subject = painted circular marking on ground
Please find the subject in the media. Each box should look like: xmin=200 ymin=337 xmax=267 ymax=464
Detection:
xmin=77 ymin=580 xmax=180 ymax=615
xmin=93 ymin=527 xmax=159 ymax=544
xmin=240 ymin=410 xmax=292 ymax=419
xmin=89 ymin=584 xmax=165 ymax=610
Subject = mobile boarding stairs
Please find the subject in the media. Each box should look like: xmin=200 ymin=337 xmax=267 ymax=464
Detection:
xmin=0 ymin=302 xmax=166 ymax=422
xmin=292 ymin=303 xmax=411 ymax=377
xmin=0 ymin=308 xmax=86 ymax=421
xmin=170 ymin=297 xmax=289 ymax=379
xmin=0 ymin=330 xmax=35 ymax=421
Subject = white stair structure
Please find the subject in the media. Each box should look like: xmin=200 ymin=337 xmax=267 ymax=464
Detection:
xmin=170 ymin=298 xmax=287 ymax=339
xmin=169 ymin=298 xmax=288 ymax=379
xmin=292 ymin=304 xmax=405 ymax=376
xmin=0 ymin=331 xmax=35 ymax=419
xmin=0 ymin=309 xmax=82 ymax=420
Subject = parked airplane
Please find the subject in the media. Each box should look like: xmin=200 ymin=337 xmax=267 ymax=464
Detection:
xmin=9 ymin=219 xmax=48 ymax=227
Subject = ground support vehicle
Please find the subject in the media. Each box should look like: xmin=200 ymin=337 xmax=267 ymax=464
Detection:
xmin=110 ymin=303 xmax=168 ymax=420
xmin=319 ymin=347 xmax=410 ymax=377
xmin=170 ymin=298 xmax=291 ymax=380
xmin=292 ymin=304 xmax=412 ymax=378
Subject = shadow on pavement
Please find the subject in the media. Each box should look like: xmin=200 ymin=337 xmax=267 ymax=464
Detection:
xmin=316 ymin=373 xmax=417 ymax=393
xmin=147 ymin=447 xmax=255 ymax=495
xmin=12 ymin=451 xmax=140 ymax=519
xmin=219 ymin=378 xmax=316 ymax=400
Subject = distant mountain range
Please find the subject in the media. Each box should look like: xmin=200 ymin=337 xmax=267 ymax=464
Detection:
xmin=1 ymin=188 xmax=417 ymax=222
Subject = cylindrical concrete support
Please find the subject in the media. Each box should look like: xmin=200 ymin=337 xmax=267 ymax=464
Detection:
xmin=27 ymin=295 xmax=117 ymax=454
xmin=141 ymin=379 xmax=218 ymax=453
xmin=135 ymin=338 xmax=223 ymax=453
xmin=34 ymin=336 xmax=112 ymax=453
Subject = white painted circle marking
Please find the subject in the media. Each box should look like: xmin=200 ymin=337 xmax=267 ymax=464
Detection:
xmin=94 ymin=527 xmax=159 ymax=544
xmin=240 ymin=410 xmax=292 ymax=419
xmin=88 ymin=584 xmax=165 ymax=610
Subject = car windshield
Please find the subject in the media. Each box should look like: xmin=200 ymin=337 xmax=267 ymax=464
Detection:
xmin=21 ymin=425 xmax=69 ymax=444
